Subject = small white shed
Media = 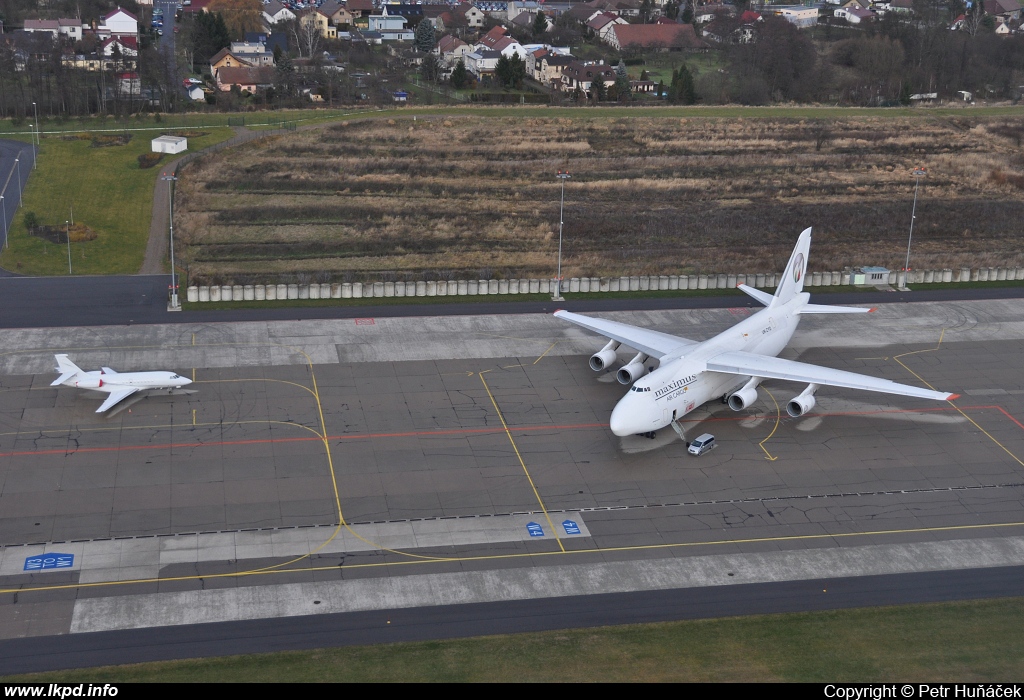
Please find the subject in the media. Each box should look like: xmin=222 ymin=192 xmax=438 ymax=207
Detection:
xmin=151 ymin=135 xmax=188 ymax=154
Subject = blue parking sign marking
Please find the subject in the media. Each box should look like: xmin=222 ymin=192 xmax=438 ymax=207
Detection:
xmin=526 ymin=522 xmax=544 ymax=537
xmin=24 ymin=553 xmax=74 ymax=572
xmin=562 ymin=519 xmax=581 ymax=535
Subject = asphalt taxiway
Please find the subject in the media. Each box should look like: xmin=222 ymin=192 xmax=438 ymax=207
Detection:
xmin=0 ymin=298 xmax=1023 ymax=671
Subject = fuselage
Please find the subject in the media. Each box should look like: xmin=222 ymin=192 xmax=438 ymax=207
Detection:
xmin=65 ymin=371 xmax=191 ymax=391
xmin=608 ymin=295 xmax=805 ymax=436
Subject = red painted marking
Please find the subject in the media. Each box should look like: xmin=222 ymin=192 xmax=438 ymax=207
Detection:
xmin=354 ymin=318 xmax=376 ymax=325
xmin=1 ymin=405 xmax=1021 ymax=460
xmin=948 ymin=394 xmax=961 ymax=401
xmin=728 ymin=308 xmax=749 ymax=316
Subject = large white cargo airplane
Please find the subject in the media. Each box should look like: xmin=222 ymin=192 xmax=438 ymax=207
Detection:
xmin=51 ymin=354 xmax=192 ymax=412
xmin=555 ymin=228 xmax=959 ymax=438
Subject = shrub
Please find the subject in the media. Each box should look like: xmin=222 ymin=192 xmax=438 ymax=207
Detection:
xmin=138 ymin=152 xmax=163 ymax=169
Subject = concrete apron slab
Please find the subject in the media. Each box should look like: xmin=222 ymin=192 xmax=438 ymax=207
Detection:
xmin=69 ymin=535 xmax=1024 ymax=633
xmin=0 ymin=514 xmax=591 ymax=585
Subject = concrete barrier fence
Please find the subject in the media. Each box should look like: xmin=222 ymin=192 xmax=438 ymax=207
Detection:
xmin=186 ymin=267 xmax=1024 ymax=303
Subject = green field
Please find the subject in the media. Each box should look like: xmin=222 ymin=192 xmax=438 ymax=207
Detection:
xmin=5 ymin=597 xmax=1024 ymax=682
xmin=0 ymin=128 xmax=234 ymax=275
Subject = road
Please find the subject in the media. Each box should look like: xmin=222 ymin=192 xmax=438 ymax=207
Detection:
xmin=0 ymin=139 xmax=36 ymax=264
xmin=2 ymin=566 xmax=1022 ymax=675
xmin=1 ymin=274 xmax=1024 ymax=329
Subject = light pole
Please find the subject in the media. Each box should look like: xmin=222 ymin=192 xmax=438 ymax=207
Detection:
xmin=0 ymin=196 xmax=6 ymax=249
xmin=904 ymin=166 xmax=927 ymax=281
xmin=32 ymin=102 xmax=39 ymax=152
xmin=66 ymin=220 xmax=72 ymax=274
xmin=553 ymin=169 xmax=570 ymax=301
xmin=161 ymin=174 xmax=181 ymax=310
xmin=14 ymin=158 xmax=21 ymax=209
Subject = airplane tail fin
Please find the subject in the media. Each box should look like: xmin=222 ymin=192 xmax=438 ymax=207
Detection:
xmin=770 ymin=227 xmax=812 ymax=308
xmin=51 ymin=354 xmax=83 ymax=387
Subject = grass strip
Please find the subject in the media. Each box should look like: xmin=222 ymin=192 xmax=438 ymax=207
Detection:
xmin=5 ymin=597 xmax=1024 ymax=682
xmin=0 ymin=128 xmax=235 ymax=275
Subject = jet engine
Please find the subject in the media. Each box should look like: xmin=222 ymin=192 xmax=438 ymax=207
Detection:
xmin=616 ymin=353 xmax=649 ymax=385
xmin=589 ymin=340 xmax=620 ymax=371
xmin=728 ymin=387 xmax=759 ymax=411
xmin=75 ymin=377 xmax=103 ymax=389
xmin=787 ymin=384 xmax=819 ymax=417
xmin=728 ymin=377 xmax=762 ymax=411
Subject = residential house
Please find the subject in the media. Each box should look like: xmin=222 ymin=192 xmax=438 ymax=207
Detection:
xmin=694 ymin=4 xmax=735 ymax=23
xmin=835 ymin=6 xmax=876 ymax=23
xmin=23 ymin=19 xmax=61 ymax=37
xmin=436 ymin=34 xmax=473 ymax=67
xmin=465 ymin=49 xmax=501 ymax=78
xmin=300 ymin=7 xmax=338 ymax=40
xmin=216 ymin=65 xmax=276 ymax=93
xmin=984 ymin=0 xmax=1022 ymax=20
xmin=454 ymin=2 xmax=487 ymax=28
xmin=769 ymin=6 xmax=819 ymax=27
xmin=322 ymin=1 xmax=355 ymax=28
xmin=561 ymin=59 xmax=616 ymax=96
xmin=348 ymin=0 xmax=377 ymax=27
xmin=423 ymin=5 xmax=455 ymax=31
xmin=607 ymin=23 xmax=707 ymax=51
xmin=537 ymin=52 xmax=573 ymax=87
xmin=888 ymin=0 xmax=914 ymax=14
xmin=587 ymin=12 xmax=628 ymax=41
xmin=230 ymin=41 xmax=275 ymax=66
xmin=101 ymin=8 xmax=138 ymax=38
xmin=209 ymin=47 xmax=254 ymax=79
xmin=101 ymin=35 xmax=139 ymax=59
xmin=262 ymin=1 xmax=296 ymax=25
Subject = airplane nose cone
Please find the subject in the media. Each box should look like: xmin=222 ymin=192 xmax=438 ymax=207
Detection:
xmin=610 ymin=397 xmax=655 ymax=437
xmin=610 ymin=390 xmax=659 ymax=433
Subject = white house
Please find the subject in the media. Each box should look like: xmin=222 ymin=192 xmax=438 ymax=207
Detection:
xmin=151 ymin=135 xmax=188 ymax=153
xmin=101 ymin=8 xmax=139 ymax=38
xmin=262 ymin=1 xmax=296 ymax=25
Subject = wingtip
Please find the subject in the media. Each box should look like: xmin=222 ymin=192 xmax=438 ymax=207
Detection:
xmin=868 ymin=307 xmax=877 ymax=313
xmin=947 ymin=393 xmax=961 ymax=401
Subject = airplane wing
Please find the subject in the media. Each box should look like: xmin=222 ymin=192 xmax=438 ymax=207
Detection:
xmin=705 ymin=350 xmax=958 ymax=402
xmin=95 ymin=387 xmax=139 ymax=413
xmin=554 ymin=310 xmax=697 ymax=360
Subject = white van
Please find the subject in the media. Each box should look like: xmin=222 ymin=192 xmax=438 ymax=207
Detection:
xmin=687 ymin=434 xmax=716 ymax=456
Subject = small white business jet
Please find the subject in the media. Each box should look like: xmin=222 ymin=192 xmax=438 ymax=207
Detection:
xmin=555 ymin=227 xmax=959 ymax=439
xmin=51 ymin=354 xmax=192 ymax=413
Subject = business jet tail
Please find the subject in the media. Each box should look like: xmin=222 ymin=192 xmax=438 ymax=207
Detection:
xmin=51 ymin=354 xmax=83 ymax=387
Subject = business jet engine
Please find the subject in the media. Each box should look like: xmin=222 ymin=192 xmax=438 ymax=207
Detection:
xmin=787 ymin=384 xmax=819 ymax=417
xmin=74 ymin=377 xmax=103 ymax=389
xmin=589 ymin=340 xmax=620 ymax=371
xmin=616 ymin=353 xmax=649 ymax=385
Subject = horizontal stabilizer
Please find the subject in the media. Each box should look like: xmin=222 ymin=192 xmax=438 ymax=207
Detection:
xmin=736 ymin=284 xmax=774 ymax=307
xmin=798 ymin=304 xmax=875 ymax=315
xmin=50 ymin=372 xmax=77 ymax=387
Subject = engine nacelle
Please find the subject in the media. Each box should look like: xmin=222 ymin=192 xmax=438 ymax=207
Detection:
xmin=589 ymin=340 xmax=620 ymax=372
xmin=728 ymin=386 xmax=759 ymax=411
xmin=616 ymin=353 xmax=649 ymax=385
xmin=75 ymin=377 xmax=103 ymax=389
xmin=787 ymin=384 xmax=819 ymax=417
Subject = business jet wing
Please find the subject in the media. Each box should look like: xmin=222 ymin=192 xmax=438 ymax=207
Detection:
xmin=554 ymin=310 xmax=697 ymax=360
xmin=95 ymin=387 xmax=139 ymax=413
xmin=706 ymin=350 xmax=958 ymax=402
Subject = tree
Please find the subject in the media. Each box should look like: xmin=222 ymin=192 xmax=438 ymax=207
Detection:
xmin=208 ymin=0 xmax=264 ymax=39
xmin=450 ymin=58 xmax=469 ymax=89
xmin=420 ymin=53 xmax=442 ymax=83
xmin=495 ymin=53 xmax=526 ymax=89
xmin=414 ymin=19 xmax=436 ymax=53
xmin=532 ymin=11 xmax=548 ymax=37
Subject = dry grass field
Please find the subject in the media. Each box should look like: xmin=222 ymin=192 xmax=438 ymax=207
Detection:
xmin=175 ymin=114 xmax=1024 ymax=285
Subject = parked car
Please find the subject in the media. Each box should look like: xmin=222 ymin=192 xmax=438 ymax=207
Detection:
xmin=687 ymin=434 xmax=716 ymax=456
